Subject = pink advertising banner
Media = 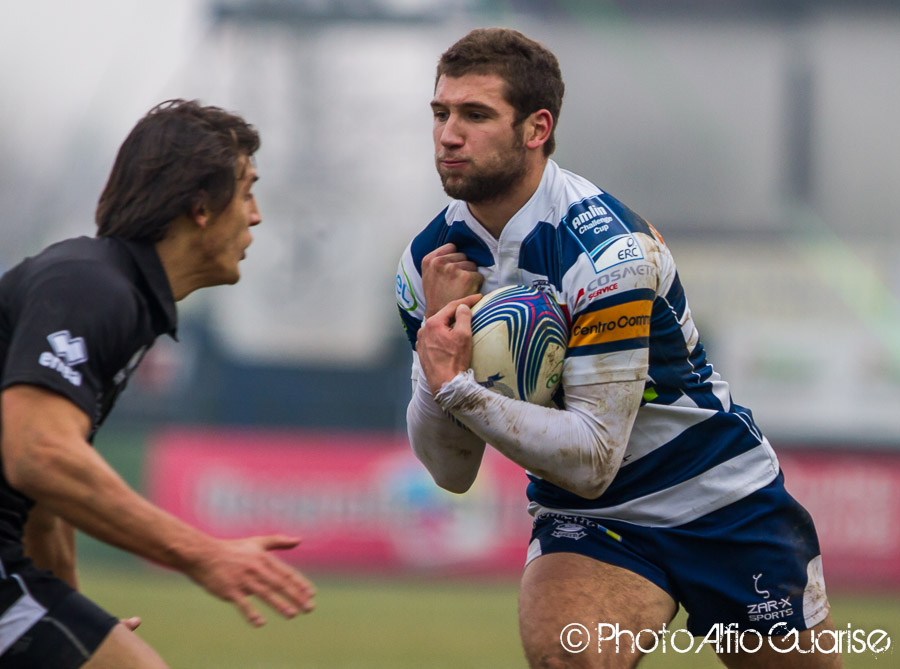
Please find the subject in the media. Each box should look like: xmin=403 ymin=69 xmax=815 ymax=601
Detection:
xmin=146 ymin=428 xmax=534 ymax=575
xmin=779 ymin=451 xmax=900 ymax=589
xmin=147 ymin=429 xmax=900 ymax=586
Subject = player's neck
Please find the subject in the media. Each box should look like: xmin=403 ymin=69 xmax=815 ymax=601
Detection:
xmin=154 ymin=217 xmax=215 ymax=301
xmin=467 ymin=158 xmax=547 ymax=239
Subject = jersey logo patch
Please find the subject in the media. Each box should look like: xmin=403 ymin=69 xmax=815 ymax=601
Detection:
xmin=396 ymin=261 xmax=418 ymax=312
xmin=563 ymin=195 xmax=645 ymax=274
xmin=39 ymin=330 xmax=88 ymax=386
xmin=570 ymin=301 xmax=652 ymax=348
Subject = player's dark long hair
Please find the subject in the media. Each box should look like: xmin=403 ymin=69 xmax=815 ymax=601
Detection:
xmin=96 ymin=99 xmax=260 ymax=242
xmin=436 ymin=28 xmax=564 ymax=156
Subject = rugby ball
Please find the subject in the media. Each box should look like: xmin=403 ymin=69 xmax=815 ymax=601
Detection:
xmin=470 ymin=285 xmax=568 ymax=405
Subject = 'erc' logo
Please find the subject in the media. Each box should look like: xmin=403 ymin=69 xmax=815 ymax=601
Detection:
xmin=39 ymin=330 xmax=88 ymax=386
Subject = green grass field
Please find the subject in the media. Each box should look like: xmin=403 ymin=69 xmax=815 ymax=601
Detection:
xmin=80 ymin=564 xmax=898 ymax=668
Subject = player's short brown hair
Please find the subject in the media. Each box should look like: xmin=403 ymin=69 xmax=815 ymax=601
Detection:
xmin=96 ymin=99 xmax=260 ymax=242
xmin=436 ymin=28 xmax=564 ymax=156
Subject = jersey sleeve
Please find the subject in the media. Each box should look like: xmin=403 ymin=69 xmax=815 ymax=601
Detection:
xmin=1 ymin=262 xmax=141 ymax=420
xmin=559 ymin=230 xmax=662 ymax=387
xmin=395 ymin=243 xmax=426 ymax=350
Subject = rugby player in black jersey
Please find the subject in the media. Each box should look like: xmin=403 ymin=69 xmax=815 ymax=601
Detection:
xmin=0 ymin=100 xmax=315 ymax=668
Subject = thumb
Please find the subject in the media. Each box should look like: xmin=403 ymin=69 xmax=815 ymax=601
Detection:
xmin=454 ymin=303 xmax=473 ymax=330
xmin=259 ymin=534 xmax=302 ymax=552
xmin=121 ymin=617 xmax=142 ymax=631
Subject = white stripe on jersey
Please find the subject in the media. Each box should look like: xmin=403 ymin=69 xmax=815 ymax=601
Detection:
xmin=624 ymin=403 xmax=712 ymax=466
xmin=529 ymin=439 xmax=779 ymax=528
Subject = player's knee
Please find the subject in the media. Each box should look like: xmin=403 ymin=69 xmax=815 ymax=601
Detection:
xmin=524 ymin=647 xmax=584 ymax=669
xmin=85 ymin=623 xmax=169 ymax=669
xmin=521 ymin=635 xmax=602 ymax=669
xmin=524 ymin=644 xmax=637 ymax=669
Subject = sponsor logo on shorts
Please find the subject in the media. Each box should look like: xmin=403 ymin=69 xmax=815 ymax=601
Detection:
xmin=746 ymin=573 xmax=794 ymax=622
xmin=551 ymin=523 xmax=587 ymax=540
xmin=542 ymin=513 xmax=623 ymax=543
xmin=39 ymin=330 xmax=88 ymax=386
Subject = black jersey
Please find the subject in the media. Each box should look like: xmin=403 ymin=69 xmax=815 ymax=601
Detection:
xmin=0 ymin=236 xmax=176 ymax=548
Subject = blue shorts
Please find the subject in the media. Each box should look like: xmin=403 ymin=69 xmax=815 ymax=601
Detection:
xmin=526 ymin=471 xmax=830 ymax=636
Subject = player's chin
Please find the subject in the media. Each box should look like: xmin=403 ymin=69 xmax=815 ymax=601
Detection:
xmin=221 ymin=263 xmax=242 ymax=285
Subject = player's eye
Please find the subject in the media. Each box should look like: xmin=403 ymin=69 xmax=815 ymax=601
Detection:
xmin=433 ymin=110 xmax=449 ymax=122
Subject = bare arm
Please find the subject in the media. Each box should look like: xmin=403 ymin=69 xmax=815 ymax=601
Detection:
xmin=2 ymin=385 xmax=315 ymax=626
xmin=23 ymin=502 xmax=78 ymax=588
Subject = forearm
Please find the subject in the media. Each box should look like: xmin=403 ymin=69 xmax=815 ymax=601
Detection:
xmin=23 ymin=504 xmax=78 ymax=588
xmin=20 ymin=443 xmax=212 ymax=575
xmin=2 ymin=387 xmax=213 ymax=574
xmin=407 ymin=358 xmax=486 ymax=493
xmin=434 ymin=371 xmax=643 ymax=499
xmin=4 ymin=387 xmax=315 ymax=626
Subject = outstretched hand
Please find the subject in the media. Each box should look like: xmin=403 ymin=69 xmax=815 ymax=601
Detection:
xmin=416 ymin=294 xmax=482 ymax=394
xmin=187 ymin=534 xmax=316 ymax=627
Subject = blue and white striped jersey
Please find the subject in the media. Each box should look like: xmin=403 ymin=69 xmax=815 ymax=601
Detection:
xmin=396 ymin=160 xmax=779 ymax=527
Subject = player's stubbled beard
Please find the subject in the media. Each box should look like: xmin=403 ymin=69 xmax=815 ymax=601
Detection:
xmin=438 ymin=128 xmax=527 ymax=204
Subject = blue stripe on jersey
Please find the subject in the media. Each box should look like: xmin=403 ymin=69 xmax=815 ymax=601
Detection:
xmin=645 ymin=274 xmax=723 ymax=411
xmin=519 ymin=221 xmax=578 ymax=289
xmin=598 ymin=192 xmax=654 ymax=237
xmin=398 ymin=306 xmax=421 ymax=349
xmin=410 ymin=208 xmax=494 ymax=274
xmin=527 ymin=411 xmax=764 ymax=509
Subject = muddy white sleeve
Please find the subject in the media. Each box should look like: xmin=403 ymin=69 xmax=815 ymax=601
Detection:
xmin=405 ymin=355 xmax=487 ymax=493
xmin=434 ymin=369 xmax=643 ymax=499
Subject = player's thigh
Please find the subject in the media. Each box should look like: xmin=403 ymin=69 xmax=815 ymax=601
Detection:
xmin=519 ymin=552 xmax=677 ymax=669
xmin=84 ymin=623 xmax=169 ymax=669
xmin=717 ymin=613 xmax=843 ymax=669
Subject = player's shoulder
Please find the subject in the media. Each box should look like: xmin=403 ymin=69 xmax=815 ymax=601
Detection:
xmin=12 ymin=237 xmax=140 ymax=316
xmin=37 ymin=237 xmax=131 ymax=285
xmin=535 ymin=169 xmax=672 ymax=308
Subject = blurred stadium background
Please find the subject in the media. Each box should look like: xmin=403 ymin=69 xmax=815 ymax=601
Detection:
xmin=2 ymin=0 xmax=899 ymax=665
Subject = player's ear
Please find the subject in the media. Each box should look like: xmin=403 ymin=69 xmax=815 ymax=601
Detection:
xmin=524 ymin=109 xmax=553 ymax=151
xmin=189 ymin=191 xmax=211 ymax=228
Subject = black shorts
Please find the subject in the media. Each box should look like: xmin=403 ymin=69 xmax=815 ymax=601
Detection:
xmin=0 ymin=550 xmax=118 ymax=668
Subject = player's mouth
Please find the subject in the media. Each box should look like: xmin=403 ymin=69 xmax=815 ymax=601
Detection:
xmin=438 ymin=156 xmax=468 ymax=169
